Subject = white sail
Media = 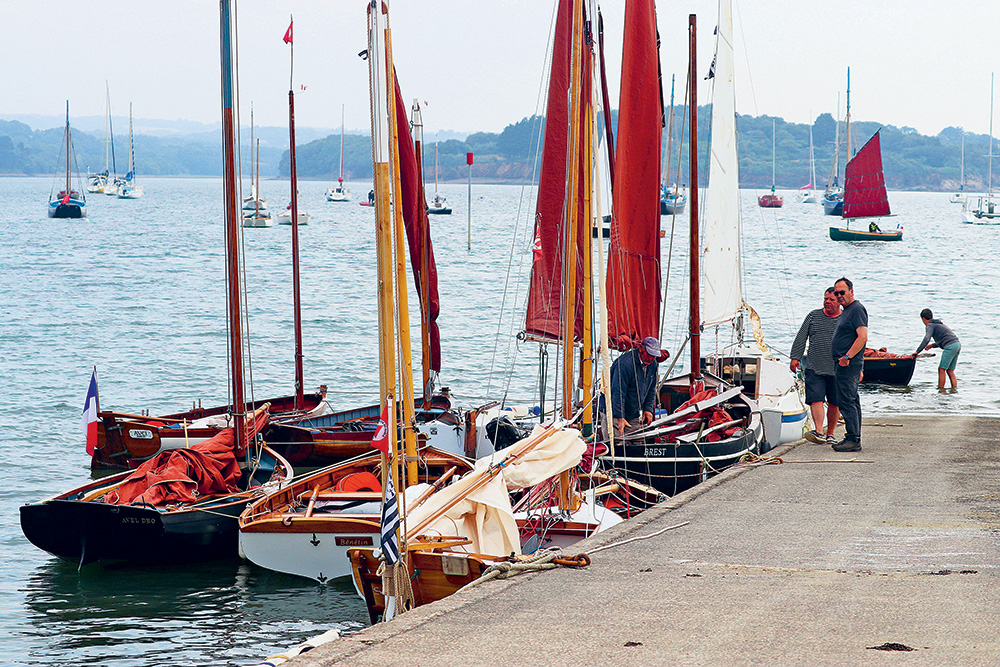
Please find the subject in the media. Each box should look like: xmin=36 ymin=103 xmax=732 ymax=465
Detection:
xmin=701 ymin=0 xmax=741 ymax=328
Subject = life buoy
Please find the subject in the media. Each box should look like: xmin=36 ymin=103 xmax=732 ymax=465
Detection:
xmin=335 ymin=471 xmax=382 ymax=493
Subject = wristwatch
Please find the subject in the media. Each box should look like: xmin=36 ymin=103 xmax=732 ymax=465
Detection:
xmin=844 ymin=354 xmax=852 ymax=360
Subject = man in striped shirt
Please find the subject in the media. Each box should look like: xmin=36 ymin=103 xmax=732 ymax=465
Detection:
xmin=790 ymin=287 xmax=842 ymax=444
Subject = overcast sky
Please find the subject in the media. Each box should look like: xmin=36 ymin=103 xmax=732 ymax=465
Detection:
xmin=5 ymin=1 xmax=1000 ymax=137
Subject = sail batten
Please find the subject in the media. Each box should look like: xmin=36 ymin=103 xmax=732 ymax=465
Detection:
xmin=606 ymin=0 xmax=662 ymax=348
xmin=842 ymin=130 xmax=890 ymax=219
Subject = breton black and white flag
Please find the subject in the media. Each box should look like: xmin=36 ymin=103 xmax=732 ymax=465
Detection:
xmin=379 ymin=471 xmax=400 ymax=565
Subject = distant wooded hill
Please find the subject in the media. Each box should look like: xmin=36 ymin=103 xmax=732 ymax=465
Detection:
xmin=0 ymin=111 xmax=988 ymax=192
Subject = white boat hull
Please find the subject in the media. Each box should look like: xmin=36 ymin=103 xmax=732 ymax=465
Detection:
xmin=239 ymin=529 xmax=375 ymax=583
xmin=243 ymin=215 xmax=274 ymax=228
xmin=118 ymin=185 xmax=144 ymax=199
xmin=799 ymin=190 xmax=818 ymax=204
xmin=278 ymin=213 xmax=310 ymax=225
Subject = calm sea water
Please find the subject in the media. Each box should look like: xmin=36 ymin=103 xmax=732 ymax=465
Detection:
xmin=1 ymin=177 xmax=996 ymax=665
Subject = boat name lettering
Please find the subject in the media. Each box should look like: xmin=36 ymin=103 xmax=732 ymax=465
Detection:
xmin=644 ymin=447 xmax=671 ymax=457
xmin=335 ymin=537 xmax=373 ymax=546
xmin=128 ymin=429 xmax=154 ymax=440
xmin=121 ymin=516 xmax=156 ymax=525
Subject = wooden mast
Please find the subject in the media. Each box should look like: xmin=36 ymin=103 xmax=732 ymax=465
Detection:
xmin=64 ymin=101 xmax=71 ymax=196
xmin=688 ymin=14 xmax=701 ymax=387
xmin=219 ymin=0 xmax=247 ymax=449
xmin=287 ymin=14 xmax=305 ymax=410
xmin=384 ymin=26 xmax=420 ymax=483
xmin=580 ymin=7 xmax=594 ymax=440
xmin=557 ymin=0 xmax=584 ymax=510
xmin=411 ymin=98 xmax=433 ymax=410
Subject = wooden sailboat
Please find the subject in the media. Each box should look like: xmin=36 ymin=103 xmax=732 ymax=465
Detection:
xmin=20 ymin=3 xmax=293 ymax=565
xmin=829 ymin=130 xmax=901 ymax=240
xmin=117 ymin=103 xmax=144 ymax=199
xmin=325 ymin=105 xmax=351 ymax=202
xmin=47 ymin=102 xmax=87 ymax=219
xmin=346 ymin=0 xmax=625 ymax=621
xmin=278 ymin=22 xmax=310 ymax=227
xmin=602 ymin=4 xmax=766 ymax=497
xmin=757 ymin=119 xmax=783 ymax=207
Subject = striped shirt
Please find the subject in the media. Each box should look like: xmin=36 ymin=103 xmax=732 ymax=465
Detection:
xmin=790 ymin=308 xmax=841 ymax=376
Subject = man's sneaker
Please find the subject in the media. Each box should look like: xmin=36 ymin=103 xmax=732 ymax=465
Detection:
xmin=804 ymin=430 xmax=825 ymax=444
xmin=826 ymin=434 xmax=838 ymax=445
xmin=832 ymin=438 xmax=861 ymax=452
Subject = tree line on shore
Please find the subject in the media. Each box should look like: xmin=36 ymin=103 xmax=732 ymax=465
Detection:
xmin=0 ymin=110 xmax=989 ymax=192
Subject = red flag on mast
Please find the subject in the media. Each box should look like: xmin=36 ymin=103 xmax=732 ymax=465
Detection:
xmin=283 ymin=21 xmax=293 ymax=44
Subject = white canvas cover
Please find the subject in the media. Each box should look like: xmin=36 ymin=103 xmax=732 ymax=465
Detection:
xmin=403 ymin=425 xmax=586 ymax=556
xmin=702 ymin=0 xmax=742 ymax=328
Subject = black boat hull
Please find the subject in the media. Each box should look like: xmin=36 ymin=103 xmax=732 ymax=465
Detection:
xmin=19 ymin=496 xmax=245 ymax=565
xmin=602 ymin=417 xmax=762 ymax=497
xmin=860 ymin=356 xmax=916 ymax=385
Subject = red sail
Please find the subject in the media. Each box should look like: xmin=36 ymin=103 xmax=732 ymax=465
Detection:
xmin=524 ymin=0 xmax=587 ymax=342
xmin=394 ymin=78 xmax=441 ymax=373
xmin=842 ymin=130 xmax=890 ymax=219
xmin=607 ymin=0 xmax=662 ymax=349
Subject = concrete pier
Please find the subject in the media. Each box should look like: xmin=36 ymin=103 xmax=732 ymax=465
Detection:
xmin=290 ymin=416 xmax=1000 ymax=666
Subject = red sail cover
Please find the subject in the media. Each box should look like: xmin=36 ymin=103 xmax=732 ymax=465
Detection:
xmin=842 ymin=130 xmax=890 ymax=219
xmin=525 ymin=0 xmax=587 ymax=342
xmin=606 ymin=0 xmax=662 ymax=349
xmin=394 ymin=77 xmax=441 ymax=372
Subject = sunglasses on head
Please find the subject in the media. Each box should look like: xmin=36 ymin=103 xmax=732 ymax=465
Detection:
xmin=833 ymin=290 xmax=847 ymax=296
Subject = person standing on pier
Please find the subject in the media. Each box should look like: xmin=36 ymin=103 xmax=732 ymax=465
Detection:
xmin=830 ymin=278 xmax=867 ymax=452
xmin=915 ymin=308 xmax=961 ymax=392
xmin=790 ymin=287 xmax=842 ymax=444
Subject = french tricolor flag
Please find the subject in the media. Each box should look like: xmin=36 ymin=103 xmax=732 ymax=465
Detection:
xmin=81 ymin=368 xmax=100 ymax=456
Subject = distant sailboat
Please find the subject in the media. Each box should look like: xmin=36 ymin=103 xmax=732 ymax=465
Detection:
xmin=949 ymin=131 xmax=966 ymax=204
xmin=823 ymin=76 xmax=848 ymax=216
xmin=117 ymin=103 xmax=144 ymax=199
xmin=829 ymin=130 xmax=901 ymax=241
xmin=47 ymin=101 xmax=87 ymax=219
xmin=325 ymin=105 xmax=351 ymax=202
xmin=962 ymin=74 xmax=1000 ymax=224
xmin=86 ymin=83 xmax=112 ymax=194
xmin=427 ymin=138 xmax=451 ymax=214
xmin=278 ymin=17 xmax=309 ymax=227
xmin=660 ymin=73 xmax=687 ymax=215
xmin=104 ymin=87 xmax=123 ymax=196
xmin=243 ymin=138 xmax=274 ymax=227
xmin=757 ymin=118 xmax=783 ymax=207
xmin=242 ymin=105 xmax=268 ymax=212
xmin=800 ymin=122 xmax=818 ymax=203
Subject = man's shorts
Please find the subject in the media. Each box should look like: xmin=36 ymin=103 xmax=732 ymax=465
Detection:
xmin=804 ymin=368 xmax=838 ymax=405
xmin=939 ymin=341 xmax=961 ymax=370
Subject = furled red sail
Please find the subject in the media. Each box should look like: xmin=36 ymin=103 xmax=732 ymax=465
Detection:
xmin=607 ymin=0 xmax=662 ymax=349
xmin=842 ymin=130 xmax=890 ymax=219
xmin=393 ymin=77 xmax=441 ymax=372
xmin=524 ymin=0 xmax=587 ymax=342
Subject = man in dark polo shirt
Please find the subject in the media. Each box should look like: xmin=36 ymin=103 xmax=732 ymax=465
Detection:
xmin=830 ymin=277 xmax=868 ymax=452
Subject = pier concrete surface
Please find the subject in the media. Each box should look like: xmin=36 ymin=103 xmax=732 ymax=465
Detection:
xmin=288 ymin=415 xmax=1000 ymax=667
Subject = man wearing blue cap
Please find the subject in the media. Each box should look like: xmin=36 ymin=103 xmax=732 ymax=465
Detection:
xmin=609 ymin=336 xmax=662 ymax=438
